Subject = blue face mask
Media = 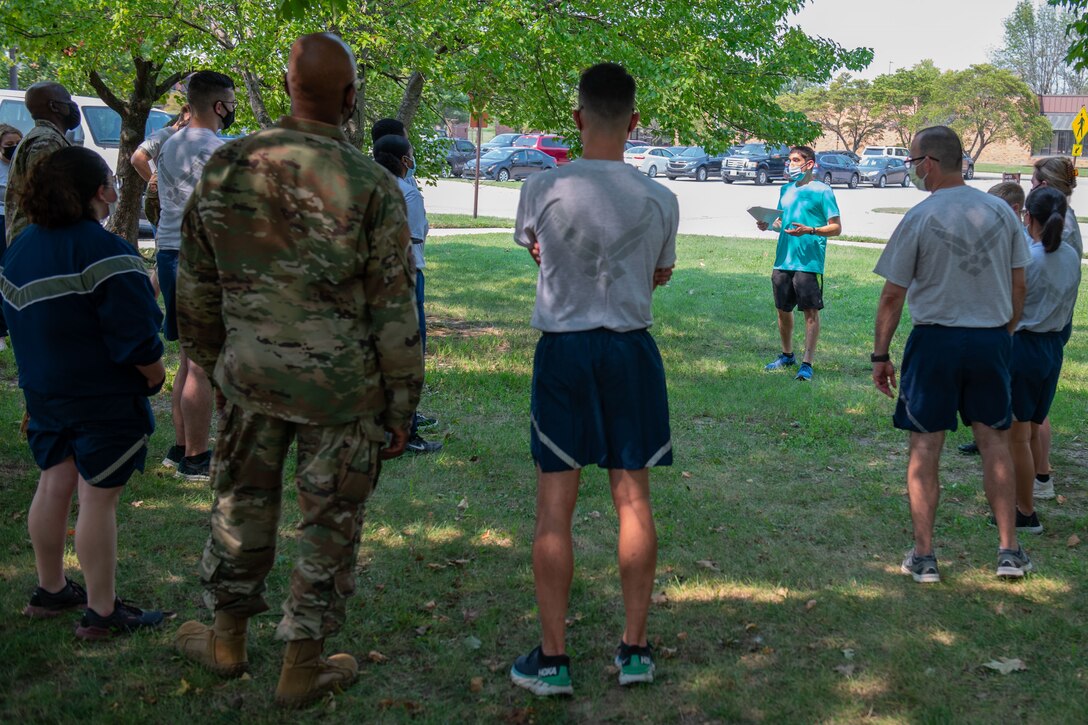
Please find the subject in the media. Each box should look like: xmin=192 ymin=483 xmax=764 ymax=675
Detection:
xmin=786 ymin=164 xmax=807 ymax=182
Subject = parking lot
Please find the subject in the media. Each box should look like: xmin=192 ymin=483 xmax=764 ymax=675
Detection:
xmin=425 ymin=173 xmax=1088 ymax=243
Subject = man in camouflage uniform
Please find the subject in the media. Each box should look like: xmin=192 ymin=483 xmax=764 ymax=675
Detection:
xmin=173 ymin=33 xmax=422 ymax=708
xmin=4 ymin=82 xmax=76 ymax=244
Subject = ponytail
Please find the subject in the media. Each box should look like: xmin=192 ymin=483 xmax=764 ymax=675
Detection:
xmin=1024 ymin=186 xmax=1067 ymax=254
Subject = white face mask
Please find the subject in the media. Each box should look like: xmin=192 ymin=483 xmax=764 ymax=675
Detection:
xmin=787 ymin=164 xmax=807 ymax=182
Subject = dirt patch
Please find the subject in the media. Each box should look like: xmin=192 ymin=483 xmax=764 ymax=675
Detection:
xmin=427 ymin=318 xmax=505 ymax=339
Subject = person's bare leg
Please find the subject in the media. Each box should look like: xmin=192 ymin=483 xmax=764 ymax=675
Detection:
xmin=182 ymin=359 xmax=213 ymax=456
xmin=533 ymin=468 xmax=580 ymax=656
xmin=1032 ymin=417 xmax=1052 ymax=477
xmin=801 ymin=309 xmax=820 ymax=365
xmin=28 ymin=459 xmax=79 ymax=592
xmin=776 ymin=309 xmax=794 ymax=355
xmin=172 ymin=347 xmax=189 ymax=449
xmin=907 ymin=431 xmax=944 ymax=556
xmin=74 ymin=478 xmax=124 ymax=615
xmin=973 ymin=423 xmax=1019 ymax=551
xmin=1009 ymin=421 xmax=1035 ymax=516
xmin=609 ymin=468 xmax=656 ymax=648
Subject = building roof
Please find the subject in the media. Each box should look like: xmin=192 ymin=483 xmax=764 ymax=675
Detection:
xmin=1039 ymin=95 xmax=1088 ymax=113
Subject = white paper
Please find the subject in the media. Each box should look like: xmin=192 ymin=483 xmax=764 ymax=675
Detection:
xmin=747 ymin=206 xmax=782 ymax=225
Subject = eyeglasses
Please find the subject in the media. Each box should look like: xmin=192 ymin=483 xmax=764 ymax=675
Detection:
xmin=904 ymin=155 xmax=939 ymax=169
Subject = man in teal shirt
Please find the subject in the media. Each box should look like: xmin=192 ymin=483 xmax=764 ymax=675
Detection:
xmin=755 ymin=145 xmax=842 ymax=381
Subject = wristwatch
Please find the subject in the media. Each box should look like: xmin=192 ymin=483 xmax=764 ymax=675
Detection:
xmin=870 ymin=353 xmax=891 ymax=363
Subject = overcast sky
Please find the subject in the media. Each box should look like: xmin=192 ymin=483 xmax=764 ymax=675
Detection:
xmin=791 ymin=0 xmax=1023 ymax=79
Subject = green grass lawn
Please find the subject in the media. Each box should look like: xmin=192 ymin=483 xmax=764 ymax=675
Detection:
xmin=974 ymin=163 xmax=1036 ymax=176
xmin=429 ymin=213 xmax=514 ymax=229
xmin=451 ymin=177 xmax=524 ymax=190
xmin=1 ymin=234 xmax=1086 ymax=723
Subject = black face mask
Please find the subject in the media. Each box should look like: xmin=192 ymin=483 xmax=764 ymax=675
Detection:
xmin=216 ymin=101 xmax=236 ymax=132
xmin=1 ymin=145 xmax=15 ymax=161
xmin=51 ymin=100 xmax=81 ymax=131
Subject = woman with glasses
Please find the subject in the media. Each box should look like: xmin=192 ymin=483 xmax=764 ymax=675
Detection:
xmin=0 ymin=146 xmax=167 ymax=639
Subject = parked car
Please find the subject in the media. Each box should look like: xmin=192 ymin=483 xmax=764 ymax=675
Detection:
xmin=665 ymin=146 xmax=725 ymax=181
xmin=463 ymin=147 xmax=557 ymax=181
xmin=431 ymin=137 xmax=477 ymax=176
xmin=720 ymin=143 xmax=790 ymax=185
xmin=858 ymin=156 xmax=910 ymax=187
xmin=623 ymin=146 xmax=675 ymax=177
xmin=513 ymin=133 xmax=570 ymax=164
xmin=830 ymin=149 xmax=860 ymax=163
xmin=813 ymin=151 xmax=861 ymax=188
xmin=861 ymin=145 xmax=909 ymax=158
xmin=962 ymin=153 xmax=975 ymax=180
xmin=480 ymin=133 xmax=522 ymax=153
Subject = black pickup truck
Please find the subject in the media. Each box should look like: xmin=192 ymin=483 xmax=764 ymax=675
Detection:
xmin=720 ymin=143 xmax=791 ymax=185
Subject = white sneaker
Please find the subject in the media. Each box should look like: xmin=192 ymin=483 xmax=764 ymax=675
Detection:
xmin=1033 ymin=476 xmax=1055 ymax=500
xmin=0 ymin=338 xmax=6 ymax=352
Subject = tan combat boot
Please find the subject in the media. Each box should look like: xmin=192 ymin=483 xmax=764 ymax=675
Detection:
xmin=174 ymin=611 xmax=248 ymax=677
xmin=274 ymin=639 xmax=358 ymax=708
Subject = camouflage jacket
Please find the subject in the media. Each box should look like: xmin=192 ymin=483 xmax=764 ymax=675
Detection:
xmin=4 ymin=120 xmax=69 ymax=244
xmin=177 ymin=116 xmax=422 ymax=435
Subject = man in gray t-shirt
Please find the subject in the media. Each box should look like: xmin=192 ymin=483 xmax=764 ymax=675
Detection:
xmin=509 ymin=63 xmax=676 ymax=697
xmin=872 ymin=126 xmax=1032 ymax=584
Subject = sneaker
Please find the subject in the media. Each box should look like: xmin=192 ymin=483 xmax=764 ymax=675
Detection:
xmin=764 ymin=353 xmax=796 ymax=371
xmin=414 ymin=412 xmax=438 ymax=429
xmin=996 ymin=547 xmax=1033 ymax=579
xmin=900 ymin=549 xmax=940 ymax=583
xmin=161 ymin=444 xmax=185 ymax=469
xmin=406 ymin=434 xmax=443 ymax=454
xmin=795 ymin=362 xmax=813 ymax=382
xmin=1033 ymin=476 xmax=1055 ymax=500
xmin=958 ymin=441 xmax=979 ymax=455
xmin=510 ymin=645 xmax=573 ymax=696
xmin=75 ymin=599 xmax=166 ymax=640
xmin=614 ymin=641 xmax=655 ymax=686
xmin=987 ymin=508 xmax=1044 ymax=534
xmin=176 ymin=450 xmax=212 ymax=482
xmin=23 ymin=578 xmax=88 ymax=619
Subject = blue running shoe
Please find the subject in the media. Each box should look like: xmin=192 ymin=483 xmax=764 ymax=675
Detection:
xmin=764 ymin=353 xmax=796 ymax=371
xmin=510 ymin=645 xmax=573 ymax=696
xmin=795 ymin=362 xmax=813 ymax=381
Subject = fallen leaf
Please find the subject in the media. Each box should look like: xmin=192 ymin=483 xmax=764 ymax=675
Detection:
xmin=834 ymin=664 xmax=856 ymax=677
xmin=676 ymin=631 xmax=688 ymax=641
xmin=449 ymin=558 xmax=471 ymax=567
xmin=415 ymin=625 xmax=430 ymax=636
xmin=775 ymin=587 xmax=789 ymax=599
xmin=457 ymin=497 xmax=469 ymax=511
xmin=842 ymin=648 xmax=855 ymax=660
xmin=174 ymin=678 xmax=191 ymax=696
xmin=982 ymin=657 xmax=1027 ymax=675
xmin=804 ymin=599 xmax=818 ymax=611
xmin=681 ymin=471 xmax=693 ymax=479
xmin=427 ymin=562 xmax=447 ymax=571
xmin=744 ymin=623 xmax=758 ymax=632
xmin=239 ymin=672 xmax=252 ymax=681
xmin=1056 ymin=495 xmax=1068 ymax=505
xmin=695 ymin=560 xmax=720 ymax=572
xmin=1068 ymin=534 xmax=1081 ymax=548
xmin=660 ymin=646 xmax=678 ymax=659
xmin=131 ymin=500 xmax=144 ymax=508
xmin=650 ymin=591 xmax=669 ymax=605
xmin=469 ymin=676 xmax=484 ymax=693
xmin=67 ymin=528 xmax=75 ymax=536
xmin=421 ymin=600 xmax=437 ymax=611
xmin=464 ymin=635 xmax=482 ymax=650
xmin=368 ymin=650 xmax=388 ymax=663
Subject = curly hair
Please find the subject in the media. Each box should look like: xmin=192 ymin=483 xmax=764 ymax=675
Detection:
xmin=1032 ymin=156 xmax=1077 ymax=196
xmin=22 ymin=146 xmax=110 ymax=228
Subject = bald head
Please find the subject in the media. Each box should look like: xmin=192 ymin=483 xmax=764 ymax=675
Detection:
xmin=26 ymin=82 xmax=75 ymax=128
xmin=286 ymin=33 xmax=357 ymax=126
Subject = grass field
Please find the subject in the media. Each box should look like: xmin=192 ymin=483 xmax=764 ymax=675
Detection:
xmin=429 ymin=213 xmax=514 ymax=229
xmin=1 ymin=233 xmax=1086 ymax=723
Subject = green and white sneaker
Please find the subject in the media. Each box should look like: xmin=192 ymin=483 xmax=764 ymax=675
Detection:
xmin=510 ymin=645 xmax=573 ymax=696
xmin=614 ymin=641 xmax=655 ymax=685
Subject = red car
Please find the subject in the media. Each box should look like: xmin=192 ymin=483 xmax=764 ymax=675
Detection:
xmin=513 ymin=133 xmax=570 ymax=164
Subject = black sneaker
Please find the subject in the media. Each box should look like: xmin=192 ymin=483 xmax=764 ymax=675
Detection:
xmin=414 ymin=412 xmax=438 ymax=429
xmin=510 ymin=645 xmax=573 ymax=696
xmin=76 ymin=599 xmax=166 ymax=640
xmin=988 ymin=508 xmax=1043 ymax=534
xmin=614 ymin=641 xmax=655 ymax=685
xmin=176 ymin=450 xmax=212 ymax=482
xmin=162 ymin=444 xmax=185 ymax=469
xmin=958 ymin=441 xmax=979 ymax=455
xmin=406 ymin=434 xmax=443 ymax=454
xmin=24 ymin=578 xmax=88 ymax=619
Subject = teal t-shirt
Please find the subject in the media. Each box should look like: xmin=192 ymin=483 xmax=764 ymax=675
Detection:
xmin=774 ymin=180 xmax=840 ymax=273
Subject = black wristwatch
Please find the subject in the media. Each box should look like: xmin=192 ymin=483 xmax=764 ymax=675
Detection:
xmin=870 ymin=353 xmax=891 ymax=363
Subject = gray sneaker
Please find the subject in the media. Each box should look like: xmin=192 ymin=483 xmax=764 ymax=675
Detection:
xmin=1033 ymin=477 xmax=1055 ymax=500
xmin=901 ymin=550 xmax=940 ymax=583
xmin=996 ymin=547 xmax=1033 ymax=579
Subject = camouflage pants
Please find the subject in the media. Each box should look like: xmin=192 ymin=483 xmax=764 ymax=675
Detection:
xmin=199 ymin=403 xmax=382 ymax=641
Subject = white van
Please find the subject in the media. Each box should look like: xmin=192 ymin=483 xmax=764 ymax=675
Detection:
xmin=862 ymin=146 xmax=909 ymax=158
xmin=0 ymin=88 xmax=171 ymax=172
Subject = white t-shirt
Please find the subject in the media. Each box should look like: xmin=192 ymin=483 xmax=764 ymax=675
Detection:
xmin=136 ymin=126 xmax=177 ymax=168
xmin=515 ymin=159 xmax=678 ymax=333
xmin=156 ymin=128 xmax=224 ymax=251
xmin=874 ymin=185 xmax=1031 ymax=328
xmin=1019 ymin=239 xmax=1081 ymax=333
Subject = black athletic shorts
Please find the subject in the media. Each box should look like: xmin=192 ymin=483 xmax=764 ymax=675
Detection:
xmin=771 ymin=269 xmax=823 ymax=312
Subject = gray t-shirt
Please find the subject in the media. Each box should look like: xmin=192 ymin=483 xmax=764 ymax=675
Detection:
xmin=1063 ymin=206 xmax=1083 ymax=258
xmin=156 ymin=128 xmax=224 ymax=251
xmin=515 ymin=159 xmax=678 ymax=333
xmin=874 ymin=185 xmax=1031 ymax=328
xmin=136 ymin=126 xmax=177 ymax=166
xmin=1019 ymin=239 xmax=1081 ymax=333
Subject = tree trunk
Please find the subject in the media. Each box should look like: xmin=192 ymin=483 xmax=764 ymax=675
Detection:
xmin=343 ymin=63 xmax=367 ymax=150
xmin=396 ymin=71 xmax=425 ymax=130
xmin=7 ymin=48 xmax=16 ymax=90
xmin=240 ymin=67 xmax=274 ymax=128
xmin=89 ymin=57 xmax=185 ymax=245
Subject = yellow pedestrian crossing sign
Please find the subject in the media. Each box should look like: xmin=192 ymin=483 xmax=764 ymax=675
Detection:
xmin=1075 ymin=144 xmax=1084 ymax=157
xmin=1074 ymin=107 xmax=1088 ymax=143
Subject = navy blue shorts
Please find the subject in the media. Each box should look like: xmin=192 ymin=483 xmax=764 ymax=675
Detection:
xmin=157 ymin=249 xmax=179 ymax=341
xmin=894 ymin=325 xmax=1012 ymax=433
xmin=1011 ymin=331 xmax=1064 ymax=425
xmin=530 ymin=328 xmax=672 ymax=472
xmin=25 ymin=392 xmax=154 ymax=488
